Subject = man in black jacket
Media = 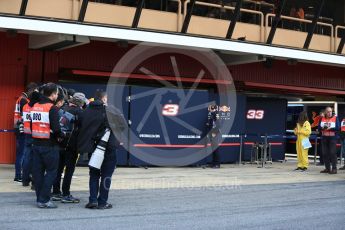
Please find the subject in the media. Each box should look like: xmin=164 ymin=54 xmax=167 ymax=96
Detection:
xmin=31 ymin=83 xmax=65 ymax=209
xmin=78 ymin=90 xmax=118 ymax=209
xmin=206 ymin=104 xmax=221 ymax=168
xmin=52 ymin=92 xmax=87 ymax=203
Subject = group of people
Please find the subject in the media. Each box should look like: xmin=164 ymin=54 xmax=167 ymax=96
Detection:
xmin=294 ymin=106 xmax=345 ymax=174
xmin=13 ymin=82 xmax=125 ymax=209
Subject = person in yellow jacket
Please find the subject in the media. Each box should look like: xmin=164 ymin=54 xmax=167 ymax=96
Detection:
xmin=294 ymin=111 xmax=311 ymax=171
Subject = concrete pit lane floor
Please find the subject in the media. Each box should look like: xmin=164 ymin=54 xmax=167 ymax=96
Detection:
xmin=0 ymin=160 xmax=344 ymax=230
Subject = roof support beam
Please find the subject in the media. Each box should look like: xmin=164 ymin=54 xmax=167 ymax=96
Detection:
xmin=78 ymin=0 xmax=89 ymax=22
xmin=19 ymin=0 xmax=29 ymax=16
xmin=303 ymin=0 xmax=324 ymax=49
xmin=226 ymin=0 xmax=243 ymax=39
xmin=181 ymin=0 xmax=196 ymax=33
xmin=266 ymin=0 xmax=286 ymax=45
xmin=132 ymin=0 xmax=145 ymax=28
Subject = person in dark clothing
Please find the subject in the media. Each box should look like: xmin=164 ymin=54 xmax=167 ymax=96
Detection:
xmin=78 ymin=90 xmax=120 ymax=210
xmin=206 ymin=104 xmax=221 ymax=168
xmin=13 ymin=82 xmax=38 ymax=182
xmin=52 ymin=92 xmax=87 ymax=203
xmin=31 ymin=83 xmax=65 ymax=208
xmin=22 ymin=89 xmax=40 ymax=188
xmin=318 ymin=107 xmax=340 ymax=174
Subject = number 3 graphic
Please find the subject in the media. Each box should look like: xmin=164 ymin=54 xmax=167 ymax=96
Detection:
xmin=162 ymin=104 xmax=179 ymax=116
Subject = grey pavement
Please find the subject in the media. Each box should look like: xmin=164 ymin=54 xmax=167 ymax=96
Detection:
xmin=0 ymin=162 xmax=344 ymax=230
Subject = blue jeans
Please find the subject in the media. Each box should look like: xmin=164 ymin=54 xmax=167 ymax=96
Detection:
xmin=89 ymin=148 xmax=117 ymax=206
xmin=32 ymin=144 xmax=59 ymax=203
xmin=22 ymin=135 xmax=33 ymax=184
xmin=15 ymin=134 xmax=25 ymax=179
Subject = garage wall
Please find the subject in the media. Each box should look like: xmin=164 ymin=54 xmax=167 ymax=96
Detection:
xmin=0 ymin=32 xmax=28 ymax=164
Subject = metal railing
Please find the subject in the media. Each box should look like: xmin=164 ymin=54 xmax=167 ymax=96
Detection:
xmin=266 ymin=13 xmax=334 ymax=52
xmin=0 ymin=0 xmax=344 ymax=54
xmin=183 ymin=0 xmax=264 ymax=41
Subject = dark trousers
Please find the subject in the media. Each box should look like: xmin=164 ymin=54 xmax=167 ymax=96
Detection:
xmin=15 ymin=134 xmax=25 ymax=179
xmin=89 ymin=148 xmax=116 ymax=206
xmin=32 ymin=144 xmax=59 ymax=203
xmin=53 ymin=149 xmax=78 ymax=196
xmin=22 ymin=135 xmax=33 ymax=184
xmin=210 ymin=134 xmax=221 ymax=166
xmin=212 ymin=147 xmax=220 ymax=166
xmin=321 ymin=137 xmax=338 ymax=170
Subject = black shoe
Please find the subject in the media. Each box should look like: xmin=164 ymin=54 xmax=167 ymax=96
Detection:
xmin=14 ymin=178 xmax=22 ymax=183
xmin=294 ymin=167 xmax=302 ymax=171
xmin=329 ymin=169 xmax=337 ymax=174
xmin=320 ymin=169 xmax=330 ymax=173
xmin=22 ymin=181 xmax=30 ymax=187
xmin=97 ymin=203 xmax=113 ymax=210
xmin=85 ymin=202 xmax=98 ymax=209
xmin=51 ymin=193 xmax=63 ymax=201
xmin=339 ymin=166 xmax=345 ymax=170
xmin=61 ymin=195 xmax=80 ymax=203
xmin=300 ymin=167 xmax=307 ymax=171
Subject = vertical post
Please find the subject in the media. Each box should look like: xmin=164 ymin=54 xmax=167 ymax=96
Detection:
xmin=226 ymin=0 xmax=242 ymax=39
xmin=132 ymin=0 xmax=145 ymax=28
xmin=303 ymin=0 xmax=325 ymax=49
xmin=181 ymin=0 xmax=196 ymax=33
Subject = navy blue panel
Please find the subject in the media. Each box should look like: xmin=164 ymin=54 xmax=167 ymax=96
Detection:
xmin=129 ymin=86 xmax=209 ymax=166
xmin=60 ymin=82 xmax=129 ymax=166
xmin=246 ymin=98 xmax=287 ymax=135
xmin=216 ymin=94 xmax=246 ymax=163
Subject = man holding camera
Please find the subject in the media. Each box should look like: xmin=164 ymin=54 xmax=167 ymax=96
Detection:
xmin=78 ymin=90 xmax=119 ymax=210
xmin=318 ymin=107 xmax=340 ymax=174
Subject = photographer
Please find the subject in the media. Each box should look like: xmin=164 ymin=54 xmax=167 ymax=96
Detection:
xmin=206 ymin=104 xmax=221 ymax=169
xmin=78 ymin=90 xmax=119 ymax=210
xmin=52 ymin=92 xmax=87 ymax=203
xmin=318 ymin=107 xmax=340 ymax=174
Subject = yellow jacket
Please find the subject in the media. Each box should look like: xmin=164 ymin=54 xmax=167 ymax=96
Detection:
xmin=294 ymin=121 xmax=311 ymax=140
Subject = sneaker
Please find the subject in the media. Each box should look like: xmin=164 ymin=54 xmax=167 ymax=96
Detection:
xmin=97 ymin=203 xmax=113 ymax=210
xmin=14 ymin=178 xmax=22 ymax=183
xmin=51 ymin=193 xmax=63 ymax=201
xmin=37 ymin=201 xmax=58 ymax=209
xmin=61 ymin=195 xmax=80 ymax=203
xmin=320 ymin=169 xmax=330 ymax=173
xmin=329 ymin=169 xmax=337 ymax=174
xmin=85 ymin=202 xmax=98 ymax=209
